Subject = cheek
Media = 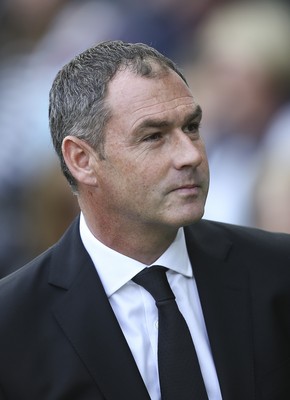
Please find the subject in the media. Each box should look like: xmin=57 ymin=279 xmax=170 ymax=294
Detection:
xmin=103 ymin=145 xmax=168 ymax=196
xmin=203 ymin=155 xmax=210 ymax=177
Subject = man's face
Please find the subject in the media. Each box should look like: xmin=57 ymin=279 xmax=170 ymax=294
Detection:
xmin=93 ymin=68 xmax=209 ymax=235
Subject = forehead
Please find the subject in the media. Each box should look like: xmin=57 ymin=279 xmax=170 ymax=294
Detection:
xmin=105 ymin=69 xmax=196 ymax=129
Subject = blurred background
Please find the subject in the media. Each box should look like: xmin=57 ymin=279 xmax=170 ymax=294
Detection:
xmin=0 ymin=0 xmax=290 ymax=277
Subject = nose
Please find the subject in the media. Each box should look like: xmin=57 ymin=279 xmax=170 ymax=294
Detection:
xmin=171 ymin=131 xmax=204 ymax=170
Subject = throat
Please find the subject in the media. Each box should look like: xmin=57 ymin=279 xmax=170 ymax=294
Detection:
xmin=94 ymin=224 xmax=177 ymax=265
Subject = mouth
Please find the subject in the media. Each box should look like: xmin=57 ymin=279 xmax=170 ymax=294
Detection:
xmin=171 ymin=184 xmax=201 ymax=195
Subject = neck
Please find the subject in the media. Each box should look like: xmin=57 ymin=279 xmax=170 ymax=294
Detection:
xmin=80 ymin=207 xmax=178 ymax=265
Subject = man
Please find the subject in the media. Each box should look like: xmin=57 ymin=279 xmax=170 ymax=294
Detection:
xmin=0 ymin=40 xmax=289 ymax=399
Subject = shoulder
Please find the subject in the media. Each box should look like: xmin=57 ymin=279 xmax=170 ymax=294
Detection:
xmin=0 ymin=246 xmax=56 ymax=341
xmin=0 ymin=216 xmax=83 ymax=312
xmin=0 ymin=245 xmax=53 ymax=306
xmin=185 ymin=220 xmax=290 ymax=293
xmin=189 ymin=218 xmax=290 ymax=244
xmin=185 ymin=219 xmax=290 ymax=260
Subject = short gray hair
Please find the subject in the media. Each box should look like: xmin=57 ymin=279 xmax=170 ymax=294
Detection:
xmin=49 ymin=40 xmax=187 ymax=191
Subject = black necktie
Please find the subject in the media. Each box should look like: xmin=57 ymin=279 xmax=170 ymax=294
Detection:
xmin=133 ymin=266 xmax=208 ymax=400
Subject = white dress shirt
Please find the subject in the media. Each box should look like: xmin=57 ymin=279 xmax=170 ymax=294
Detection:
xmin=79 ymin=213 xmax=222 ymax=400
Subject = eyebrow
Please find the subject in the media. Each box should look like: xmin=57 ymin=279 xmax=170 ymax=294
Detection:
xmin=137 ymin=105 xmax=202 ymax=131
xmin=183 ymin=105 xmax=202 ymax=126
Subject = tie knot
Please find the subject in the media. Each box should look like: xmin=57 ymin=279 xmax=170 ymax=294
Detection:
xmin=132 ymin=266 xmax=175 ymax=304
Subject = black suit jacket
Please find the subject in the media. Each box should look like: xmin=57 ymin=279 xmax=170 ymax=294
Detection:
xmin=0 ymin=217 xmax=290 ymax=399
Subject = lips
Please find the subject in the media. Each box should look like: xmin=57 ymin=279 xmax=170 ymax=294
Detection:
xmin=177 ymin=184 xmax=199 ymax=190
xmin=169 ymin=183 xmax=201 ymax=195
xmin=171 ymin=183 xmax=200 ymax=191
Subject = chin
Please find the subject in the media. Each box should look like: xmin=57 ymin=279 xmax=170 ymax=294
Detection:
xmin=171 ymin=209 xmax=205 ymax=228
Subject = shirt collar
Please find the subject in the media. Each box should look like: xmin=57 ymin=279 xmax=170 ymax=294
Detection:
xmin=79 ymin=213 xmax=192 ymax=297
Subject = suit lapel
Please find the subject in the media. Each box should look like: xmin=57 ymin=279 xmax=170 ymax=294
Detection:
xmin=49 ymin=218 xmax=150 ymax=400
xmin=185 ymin=221 xmax=255 ymax=400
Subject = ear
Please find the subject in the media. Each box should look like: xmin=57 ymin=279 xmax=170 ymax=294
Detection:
xmin=62 ymin=136 xmax=98 ymax=187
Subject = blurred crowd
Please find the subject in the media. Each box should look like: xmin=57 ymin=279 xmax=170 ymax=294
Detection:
xmin=0 ymin=0 xmax=290 ymax=277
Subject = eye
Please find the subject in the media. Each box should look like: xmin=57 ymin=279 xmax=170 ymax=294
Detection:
xmin=186 ymin=121 xmax=200 ymax=133
xmin=184 ymin=120 xmax=201 ymax=140
xmin=143 ymin=132 xmax=163 ymax=142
